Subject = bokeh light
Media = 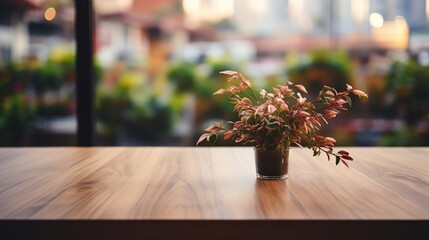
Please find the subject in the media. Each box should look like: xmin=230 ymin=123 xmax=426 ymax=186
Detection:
xmin=369 ymin=12 xmax=384 ymax=28
xmin=44 ymin=7 xmax=56 ymax=21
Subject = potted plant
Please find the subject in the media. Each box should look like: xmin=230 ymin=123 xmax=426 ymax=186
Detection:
xmin=197 ymin=71 xmax=368 ymax=179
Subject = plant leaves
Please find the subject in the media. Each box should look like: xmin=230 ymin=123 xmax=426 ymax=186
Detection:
xmin=335 ymin=156 xmax=341 ymax=165
xmin=213 ymin=88 xmax=227 ymax=95
xmin=313 ymin=150 xmax=318 ymax=156
xmin=341 ymin=159 xmax=349 ymax=168
xmin=323 ymin=85 xmax=334 ymax=91
xmin=267 ymin=121 xmax=279 ymax=127
xmin=208 ymin=134 xmax=217 ymax=145
xmin=228 ymin=97 xmax=239 ymax=104
xmin=196 ymin=133 xmax=211 ymax=145
xmin=338 ymin=150 xmax=349 ymax=155
xmin=345 ymin=96 xmax=352 ymax=105
xmin=294 ymin=84 xmax=308 ymax=94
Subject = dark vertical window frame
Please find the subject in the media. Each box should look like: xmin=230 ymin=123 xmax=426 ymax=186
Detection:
xmin=74 ymin=0 xmax=95 ymax=146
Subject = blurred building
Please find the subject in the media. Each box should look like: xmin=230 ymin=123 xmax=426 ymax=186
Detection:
xmin=182 ymin=0 xmax=429 ymax=52
xmin=0 ymin=0 xmax=37 ymax=64
xmin=0 ymin=0 xmax=75 ymax=65
xmin=94 ymin=0 xmax=184 ymax=69
xmin=2 ymin=0 xmax=429 ymax=66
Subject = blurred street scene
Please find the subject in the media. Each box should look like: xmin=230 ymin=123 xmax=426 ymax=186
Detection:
xmin=1 ymin=0 xmax=429 ymax=146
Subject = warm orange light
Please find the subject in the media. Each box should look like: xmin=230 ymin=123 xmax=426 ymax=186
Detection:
xmin=44 ymin=7 xmax=56 ymax=21
xmin=371 ymin=16 xmax=409 ymax=49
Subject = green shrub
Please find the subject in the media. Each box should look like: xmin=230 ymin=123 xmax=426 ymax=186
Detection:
xmin=166 ymin=62 xmax=198 ymax=93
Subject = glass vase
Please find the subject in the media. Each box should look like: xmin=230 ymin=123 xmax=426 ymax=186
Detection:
xmin=254 ymin=148 xmax=289 ymax=180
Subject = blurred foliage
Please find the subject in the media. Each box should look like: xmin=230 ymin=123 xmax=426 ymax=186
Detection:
xmin=364 ymin=74 xmax=387 ymax=118
xmin=123 ymin=96 xmax=173 ymax=142
xmin=385 ymin=60 xmax=429 ymax=100
xmin=33 ymin=62 xmax=64 ymax=92
xmin=181 ymin=56 xmax=243 ymax=100
xmin=0 ymin=94 xmax=34 ymax=146
xmin=378 ymin=126 xmax=419 ymax=146
xmin=385 ymin=60 xmax=429 ymax=125
xmin=0 ymin=49 xmax=105 ymax=145
xmin=287 ymin=50 xmax=354 ymax=96
xmin=163 ymin=57 xmax=244 ymax=132
xmin=96 ymin=72 xmax=173 ymax=145
xmin=32 ymin=53 xmax=75 ymax=117
xmin=0 ymin=62 xmax=26 ymax=97
xmin=201 ymin=57 xmax=241 ymax=119
xmin=0 ymin=62 xmax=35 ymax=145
xmin=2 ymin=46 xmax=429 ymax=147
xmin=165 ymin=62 xmax=198 ymax=93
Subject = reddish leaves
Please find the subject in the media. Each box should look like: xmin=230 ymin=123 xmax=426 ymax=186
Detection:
xmin=197 ymin=71 xmax=368 ymax=168
xmin=334 ymin=150 xmax=353 ymax=167
xmin=196 ymin=133 xmax=211 ymax=145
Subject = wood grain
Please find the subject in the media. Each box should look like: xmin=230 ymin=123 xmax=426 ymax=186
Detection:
xmin=0 ymin=147 xmax=428 ymax=220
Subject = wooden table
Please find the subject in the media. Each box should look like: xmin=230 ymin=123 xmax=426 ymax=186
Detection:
xmin=0 ymin=147 xmax=428 ymax=239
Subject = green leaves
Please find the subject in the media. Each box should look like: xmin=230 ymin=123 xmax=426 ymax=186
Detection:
xmin=335 ymin=150 xmax=353 ymax=167
xmin=209 ymin=134 xmax=217 ymax=145
xmin=345 ymin=96 xmax=352 ymax=106
xmin=228 ymin=97 xmax=239 ymax=104
xmin=313 ymin=147 xmax=321 ymax=156
xmin=335 ymin=156 xmax=341 ymax=165
xmin=326 ymin=152 xmax=331 ymax=161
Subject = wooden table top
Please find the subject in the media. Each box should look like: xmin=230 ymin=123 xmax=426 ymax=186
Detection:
xmin=0 ymin=147 xmax=428 ymax=220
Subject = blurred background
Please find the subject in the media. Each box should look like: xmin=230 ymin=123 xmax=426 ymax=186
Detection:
xmin=1 ymin=0 xmax=429 ymax=147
